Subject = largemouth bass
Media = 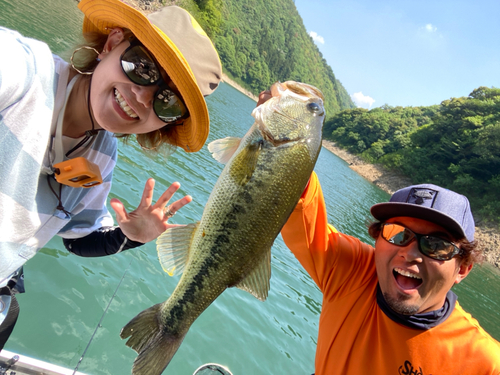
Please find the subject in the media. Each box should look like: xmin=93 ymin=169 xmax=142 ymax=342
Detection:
xmin=120 ymin=81 xmax=325 ymax=375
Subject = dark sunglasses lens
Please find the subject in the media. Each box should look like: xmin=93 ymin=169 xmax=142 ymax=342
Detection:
xmin=419 ymin=236 xmax=457 ymax=260
xmin=382 ymin=224 xmax=458 ymax=261
xmin=121 ymin=46 xmax=160 ymax=85
xmin=382 ymin=224 xmax=413 ymax=245
xmin=154 ymin=88 xmax=189 ymax=123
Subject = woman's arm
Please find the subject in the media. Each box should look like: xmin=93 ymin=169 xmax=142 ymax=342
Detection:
xmin=63 ymin=226 xmax=143 ymax=257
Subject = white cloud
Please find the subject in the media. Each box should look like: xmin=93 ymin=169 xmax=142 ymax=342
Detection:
xmin=424 ymin=23 xmax=437 ymax=33
xmin=309 ymin=31 xmax=325 ymax=44
xmin=351 ymin=92 xmax=376 ymax=109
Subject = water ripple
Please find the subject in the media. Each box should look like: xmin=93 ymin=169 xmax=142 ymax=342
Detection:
xmin=2 ymin=7 xmax=499 ymax=370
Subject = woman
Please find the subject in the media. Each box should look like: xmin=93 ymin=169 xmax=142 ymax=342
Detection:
xmin=0 ymin=0 xmax=222 ymax=348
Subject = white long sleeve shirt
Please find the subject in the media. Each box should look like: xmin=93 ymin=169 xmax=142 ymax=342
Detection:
xmin=0 ymin=27 xmax=117 ymax=285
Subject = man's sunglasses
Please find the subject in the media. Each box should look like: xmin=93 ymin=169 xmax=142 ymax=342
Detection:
xmin=380 ymin=223 xmax=462 ymax=261
xmin=120 ymin=39 xmax=189 ymax=123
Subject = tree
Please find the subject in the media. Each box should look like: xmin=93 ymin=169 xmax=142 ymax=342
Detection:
xmin=322 ymin=86 xmax=500 ymax=224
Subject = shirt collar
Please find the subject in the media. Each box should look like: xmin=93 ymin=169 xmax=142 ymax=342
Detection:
xmin=376 ymin=283 xmax=457 ymax=330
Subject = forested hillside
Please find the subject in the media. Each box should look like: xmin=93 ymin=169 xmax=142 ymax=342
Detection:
xmin=163 ymin=0 xmax=356 ymax=117
xmin=148 ymin=1 xmax=499 ymax=225
xmin=324 ymin=87 xmax=500 ymax=225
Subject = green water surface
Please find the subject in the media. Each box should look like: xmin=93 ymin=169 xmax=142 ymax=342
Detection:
xmin=1 ymin=1 xmax=499 ymax=374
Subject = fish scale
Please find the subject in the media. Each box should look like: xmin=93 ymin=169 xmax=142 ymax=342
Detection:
xmin=120 ymin=81 xmax=325 ymax=375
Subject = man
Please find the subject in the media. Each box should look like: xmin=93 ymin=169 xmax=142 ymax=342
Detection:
xmin=281 ymin=171 xmax=500 ymax=375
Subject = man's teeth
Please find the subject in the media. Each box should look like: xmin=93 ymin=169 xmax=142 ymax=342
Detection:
xmin=394 ymin=268 xmax=422 ymax=279
xmin=115 ymin=89 xmax=138 ymax=118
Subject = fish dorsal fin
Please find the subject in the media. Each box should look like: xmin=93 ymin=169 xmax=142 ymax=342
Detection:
xmin=156 ymin=223 xmax=199 ymax=276
xmin=235 ymin=248 xmax=271 ymax=301
xmin=229 ymin=140 xmax=262 ymax=186
xmin=207 ymin=137 xmax=242 ymax=164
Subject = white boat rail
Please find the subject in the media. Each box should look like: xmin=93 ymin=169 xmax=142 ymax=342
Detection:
xmin=0 ymin=349 xmax=88 ymax=375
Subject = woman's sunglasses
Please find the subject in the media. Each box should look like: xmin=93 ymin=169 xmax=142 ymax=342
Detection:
xmin=120 ymin=39 xmax=189 ymax=123
xmin=381 ymin=223 xmax=462 ymax=261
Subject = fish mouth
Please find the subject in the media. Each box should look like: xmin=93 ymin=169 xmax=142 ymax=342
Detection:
xmin=272 ymin=81 xmax=325 ymax=101
xmin=260 ymin=127 xmax=301 ymax=147
xmin=393 ymin=267 xmax=423 ymax=290
xmin=255 ymin=80 xmax=324 ymax=147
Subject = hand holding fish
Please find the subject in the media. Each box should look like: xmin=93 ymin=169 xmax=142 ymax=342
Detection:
xmin=257 ymin=82 xmax=291 ymax=106
xmin=257 ymin=89 xmax=272 ymax=106
xmin=110 ymin=178 xmax=192 ymax=243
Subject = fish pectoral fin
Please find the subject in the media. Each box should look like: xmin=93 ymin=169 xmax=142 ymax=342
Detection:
xmin=235 ymin=248 xmax=271 ymax=301
xmin=156 ymin=223 xmax=199 ymax=276
xmin=229 ymin=140 xmax=262 ymax=186
xmin=207 ymin=137 xmax=242 ymax=164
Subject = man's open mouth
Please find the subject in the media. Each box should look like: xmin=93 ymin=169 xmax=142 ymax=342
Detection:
xmin=393 ymin=267 xmax=423 ymax=289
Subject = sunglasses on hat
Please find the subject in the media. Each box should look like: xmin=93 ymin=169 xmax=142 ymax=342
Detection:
xmin=120 ymin=39 xmax=189 ymax=123
xmin=381 ymin=223 xmax=462 ymax=261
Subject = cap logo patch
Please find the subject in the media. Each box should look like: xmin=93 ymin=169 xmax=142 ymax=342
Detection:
xmin=407 ymin=188 xmax=438 ymax=207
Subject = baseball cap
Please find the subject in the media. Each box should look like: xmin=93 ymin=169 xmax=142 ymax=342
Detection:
xmin=371 ymin=184 xmax=475 ymax=242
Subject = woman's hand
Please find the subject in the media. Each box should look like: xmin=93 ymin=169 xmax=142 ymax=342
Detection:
xmin=110 ymin=178 xmax=192 ymax=243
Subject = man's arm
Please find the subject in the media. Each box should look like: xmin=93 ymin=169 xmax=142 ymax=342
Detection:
xmin=281 ymin=172 xmax=374 ymax=293
xmin=281 ymin=172 xmax=339 ymax=290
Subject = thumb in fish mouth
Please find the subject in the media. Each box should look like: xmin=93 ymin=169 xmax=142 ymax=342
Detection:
xmin=269 ymin=81 xmax=325 ymax=102
xmin=270 ymin=81 xmax=288 ymax=97
xmin=255 ymin=82 xmax=286 ymax=107
xmin=257 ymin=90 xmax=272 ymax=106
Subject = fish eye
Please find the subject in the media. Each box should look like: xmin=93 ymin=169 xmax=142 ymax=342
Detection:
xmin=307 ymin=102 xmax=320 ymax=113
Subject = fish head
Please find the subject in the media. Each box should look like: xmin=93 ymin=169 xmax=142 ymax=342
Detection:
xmin=251 ymin=81 xmax=325 ymax=154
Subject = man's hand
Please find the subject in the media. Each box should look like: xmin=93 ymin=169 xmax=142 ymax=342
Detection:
xmin=257 ymin=82 xmax=291 ymax=107
xmin=110 ymin=178 xmax=192 ymax=243
xmin=257 ymin=89 xmax=272 ymax=106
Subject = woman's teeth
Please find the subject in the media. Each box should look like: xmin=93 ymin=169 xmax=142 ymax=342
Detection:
xmin=115 ymin=89 xmax=138 ymax=118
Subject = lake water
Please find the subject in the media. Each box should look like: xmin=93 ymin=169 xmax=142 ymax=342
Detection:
xmin=1 ymin=0 xmax=499 ymax=374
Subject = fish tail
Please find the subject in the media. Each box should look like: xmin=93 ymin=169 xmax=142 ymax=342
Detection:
xmin=120 ymin=303 xmax=186 ymax=375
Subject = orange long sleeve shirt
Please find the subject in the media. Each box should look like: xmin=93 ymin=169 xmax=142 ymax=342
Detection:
xmin=281 ymin=172 xmax=500 ymax=375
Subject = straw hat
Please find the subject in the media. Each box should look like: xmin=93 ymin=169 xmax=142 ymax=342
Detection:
xmin=78 ymin=0 xmax=222 ymax=152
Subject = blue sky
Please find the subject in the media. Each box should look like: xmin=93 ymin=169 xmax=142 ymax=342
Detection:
xmin=293 ymin=0 xmax=500 ymax=109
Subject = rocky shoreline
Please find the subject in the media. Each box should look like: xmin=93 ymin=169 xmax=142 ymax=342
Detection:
xmin=321 ymin=140 xmax=500 ymax=269
xmin=216 ymin=74 xmax=500 ymax=270
xmin=121 ymin=0 xmax=500 ymax=269
xmin=221 ymin=74 xmax=259 ymax=101
xmin=116 ymin=2 xmax=500 ymax=270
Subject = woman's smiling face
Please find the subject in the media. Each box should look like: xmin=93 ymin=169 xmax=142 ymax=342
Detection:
xmin=374 ymin=216 xmax=471 ymax=315
xmin=89 ymin=29 xmax=169 ymax=135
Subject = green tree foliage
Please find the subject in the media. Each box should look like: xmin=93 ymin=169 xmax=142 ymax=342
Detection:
xmin=324 ymin=87 xmax=500 ymax=225
xmin=324 ymin=105 xmax=438 ymax=158
xmin=182 ymin=0 xmax=355 ymax=117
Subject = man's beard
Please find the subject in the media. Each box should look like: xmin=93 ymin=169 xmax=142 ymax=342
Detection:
xmin=383 ymin=292 xmax=420 ymax=315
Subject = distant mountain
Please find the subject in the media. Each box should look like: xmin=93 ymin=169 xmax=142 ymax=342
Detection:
xmin=185 ymin=0 xmax=356 ymax=117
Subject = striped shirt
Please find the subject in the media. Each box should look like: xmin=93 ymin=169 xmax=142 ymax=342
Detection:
xmin=0 ymin=27 xmax=117 ymax=285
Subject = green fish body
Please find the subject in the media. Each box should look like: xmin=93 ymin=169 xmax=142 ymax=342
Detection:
xmin=121 ymin=81 xmax=325 ymax=375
